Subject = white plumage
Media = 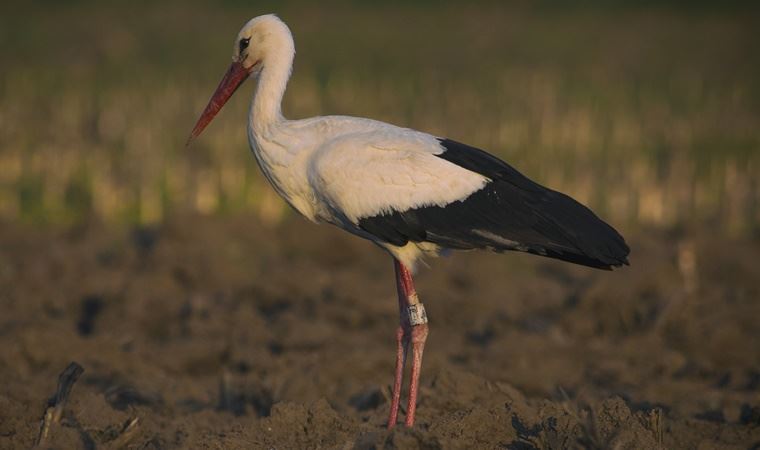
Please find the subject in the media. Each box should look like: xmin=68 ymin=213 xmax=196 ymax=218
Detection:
xmin=308 ymin=124 xmax=488 ymax=223
xmin=227 ymin=16 xmax=488 ymax=268
xmin=252 ymin=116 xmax=487 ymax=264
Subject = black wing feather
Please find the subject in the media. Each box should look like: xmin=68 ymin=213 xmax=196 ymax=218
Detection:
xmin=358 ymin=138 xmax=630 ymax=270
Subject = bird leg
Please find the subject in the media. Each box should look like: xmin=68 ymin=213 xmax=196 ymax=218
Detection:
xmin=387 ymin=324 xmax=408 ymax=428
xmin=387 ymin=259 xmax=429 ymax=428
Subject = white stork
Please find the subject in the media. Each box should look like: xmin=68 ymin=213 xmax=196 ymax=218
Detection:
xmin=188 ymin=14 xmax=630 ymax=428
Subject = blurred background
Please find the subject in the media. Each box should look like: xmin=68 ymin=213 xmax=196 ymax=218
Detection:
xmin=1 ymin=0 xmax=758 ymax=234
xmin=2 ymin=1 xmax=760 ymax=448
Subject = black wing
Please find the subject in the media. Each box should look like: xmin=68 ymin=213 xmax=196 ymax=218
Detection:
xmin=358 ymin=138 xmax=630 ymax=270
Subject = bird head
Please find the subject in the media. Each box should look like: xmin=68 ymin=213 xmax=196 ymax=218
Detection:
xmin=187 ymin=14 xmax=293 ymax=145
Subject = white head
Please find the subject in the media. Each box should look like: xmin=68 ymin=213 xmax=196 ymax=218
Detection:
xmin=233 ymin=14 xmax=295 ymax=76
xmin=188 ymin=14 xmax=294 ymax=143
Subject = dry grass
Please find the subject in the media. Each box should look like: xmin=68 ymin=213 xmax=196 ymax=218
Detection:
xmin=1 ymin=1 xmax=758 ymax=235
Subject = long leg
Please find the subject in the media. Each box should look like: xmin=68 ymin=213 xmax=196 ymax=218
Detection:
xmin=404 ymin=307 xmax=428 ymax=426
xmin=387 ymin=261 xmax=410 ymax=428
xmin=387 ymin=325 xmax=408 ymax=428
xmin=387 ymin=258 xmax=429 ymax=428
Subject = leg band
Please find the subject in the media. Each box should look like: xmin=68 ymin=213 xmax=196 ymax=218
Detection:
xmin=407 ymin=302 xmax=428 ymax=326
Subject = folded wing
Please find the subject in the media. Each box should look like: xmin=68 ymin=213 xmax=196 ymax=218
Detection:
xmin=312 ymin=132 xmax=630 ymax=270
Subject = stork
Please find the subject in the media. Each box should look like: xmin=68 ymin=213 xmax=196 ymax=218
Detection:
xmin=187 ymin=14 xmax=630 ymax=428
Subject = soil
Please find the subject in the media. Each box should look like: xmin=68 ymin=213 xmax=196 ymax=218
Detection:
xmin=0 ymin=214 xmax=759 ymax=449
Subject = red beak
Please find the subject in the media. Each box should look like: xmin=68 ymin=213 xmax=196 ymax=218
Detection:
xmin=187 ymin=61 xmax=250 ymax=146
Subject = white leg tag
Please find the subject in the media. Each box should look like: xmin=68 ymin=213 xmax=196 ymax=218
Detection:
xmin=407 ymin=303 xmax=428 ymax=326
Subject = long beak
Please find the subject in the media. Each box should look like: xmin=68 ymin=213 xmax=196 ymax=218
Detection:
xmin=186 ymin=61 xmax=250 ymax=146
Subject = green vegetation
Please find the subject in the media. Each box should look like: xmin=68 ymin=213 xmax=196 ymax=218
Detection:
xmin=1 ymin=1 xmax=758 ymax=235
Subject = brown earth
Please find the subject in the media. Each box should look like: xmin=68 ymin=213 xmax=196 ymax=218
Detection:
xmin=0 ymin=215 xmax=759 ymax=449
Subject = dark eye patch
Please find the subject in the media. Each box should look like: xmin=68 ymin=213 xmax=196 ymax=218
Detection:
xmin=239 ymin=37 xmax=251 ymax=53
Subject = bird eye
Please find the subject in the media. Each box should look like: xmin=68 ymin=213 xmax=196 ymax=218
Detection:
xmin=239 ymin=37 xmax=250 ymax=52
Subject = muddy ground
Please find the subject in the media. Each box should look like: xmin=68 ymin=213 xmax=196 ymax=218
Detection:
xmin=0 ymin=215 xmax=759 ymax=449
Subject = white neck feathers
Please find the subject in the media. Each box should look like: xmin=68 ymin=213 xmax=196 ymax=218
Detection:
xmin=250 ymin=19 xmax=295 ymax=133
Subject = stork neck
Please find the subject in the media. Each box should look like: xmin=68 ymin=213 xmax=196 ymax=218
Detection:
xmin=250 ymin=53 xmax=292 ymax=133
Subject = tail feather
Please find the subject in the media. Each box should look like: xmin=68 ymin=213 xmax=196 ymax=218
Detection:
xmin=405 ymin=179 xmax=629 ymax=270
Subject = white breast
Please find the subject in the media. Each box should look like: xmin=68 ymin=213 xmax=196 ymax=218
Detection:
xmin=249 ymin=116 xmax=488 ymax=233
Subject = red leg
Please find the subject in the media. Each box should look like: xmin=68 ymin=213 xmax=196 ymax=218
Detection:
xmin=387 ymin=325 xmax=408 ymax=428
xmin=405 ymin=321 xmax=428 ymax=426
xmin=387 ymin=259 xmax=429 ymax=428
